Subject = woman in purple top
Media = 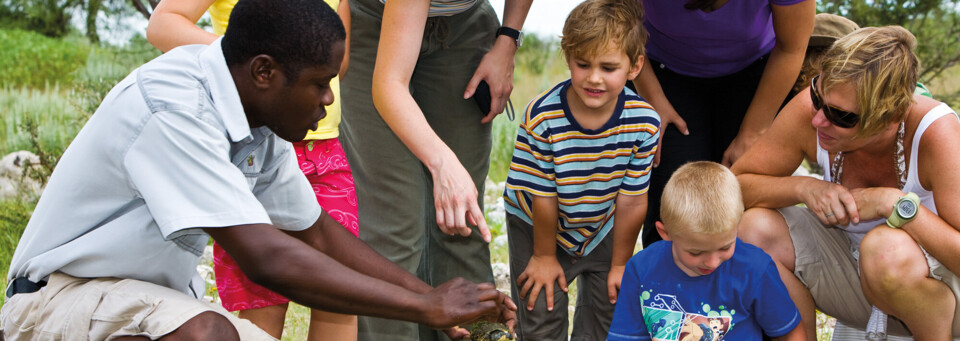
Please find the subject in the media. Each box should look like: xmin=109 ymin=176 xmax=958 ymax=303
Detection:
xmin=636 ymin=0 xmax=815 ymax=247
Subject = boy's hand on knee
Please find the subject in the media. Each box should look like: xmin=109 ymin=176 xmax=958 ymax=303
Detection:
xmin=607 ymin=265 xmax=626 ymax=304
xmin=516 ymin=255 xmax=567 ymax=311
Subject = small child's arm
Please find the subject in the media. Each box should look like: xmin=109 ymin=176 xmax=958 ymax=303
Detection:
xmin=608 ymin=192 xmax=647 ymax=303
xmin=515 ymin=194 xmax=567 ymax=312
xmin=608 ymin=257 xmax=651 ymax=340
xmin=772 ymin=323 xmax=806 ymax=341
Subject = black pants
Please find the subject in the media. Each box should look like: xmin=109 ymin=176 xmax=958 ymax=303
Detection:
xmin=641 ymin=56 xmax=768 ymax=247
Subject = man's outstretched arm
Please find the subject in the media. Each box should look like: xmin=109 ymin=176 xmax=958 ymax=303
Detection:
xmin=204 ymin=213 xmax=515 ymax=330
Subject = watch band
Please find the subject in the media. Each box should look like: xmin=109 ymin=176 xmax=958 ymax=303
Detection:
xmin=496 ymin=26 xmax=523 ymax=47
xmin=886 ymin=192 xmax=920 ymax=228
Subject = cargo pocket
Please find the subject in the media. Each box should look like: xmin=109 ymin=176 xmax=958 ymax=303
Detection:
xmin=89 ymin=280 xmax=161 ymax=340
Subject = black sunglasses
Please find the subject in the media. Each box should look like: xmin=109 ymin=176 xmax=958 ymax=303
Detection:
xmin=810 ymin=75 xmax=859 ymax=128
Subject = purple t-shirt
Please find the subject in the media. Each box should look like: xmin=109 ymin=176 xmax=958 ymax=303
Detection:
xmin=642 ymin=0 xmax=806 ymax=78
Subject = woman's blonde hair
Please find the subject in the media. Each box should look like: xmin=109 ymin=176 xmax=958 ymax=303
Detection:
xmin=818 ymin=26 xmax=919 ymax=137
xmin=560 ymin=0 xmax=646 ymax=65
xmin=660 ymin=161 xmax=743 ymax=237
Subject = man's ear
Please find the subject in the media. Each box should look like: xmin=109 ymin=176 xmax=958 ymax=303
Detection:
xmin=655 ymin=221 xmax=671 ymax=241
xmin=628 ymin=54 xmax=644 ymax=81
xmin=249 ymin=54 xmax=281 ymax=89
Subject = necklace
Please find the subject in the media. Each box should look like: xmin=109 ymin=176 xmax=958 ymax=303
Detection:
xmin=830 ymin=121 xmax=906 ymax=189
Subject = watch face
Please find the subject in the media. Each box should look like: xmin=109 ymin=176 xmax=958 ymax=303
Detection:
xmin=898 ymin=200 xmax=918 ymax=219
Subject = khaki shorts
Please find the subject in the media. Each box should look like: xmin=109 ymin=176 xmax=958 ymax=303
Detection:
xmin=781 ymin=205 xmax=960 ymax=337
xmin=1 ymin=272 xmax=274 ymax=340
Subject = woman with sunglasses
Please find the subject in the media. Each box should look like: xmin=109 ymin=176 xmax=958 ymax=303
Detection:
xmin=732 ymin=26 xmax=960 ymax=340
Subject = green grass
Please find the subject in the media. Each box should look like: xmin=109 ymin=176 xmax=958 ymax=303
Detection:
xmin=0 ymin=86 xmax=86 ymax=157
xmin=0 ymin=30 xmax=89 ymax=89
xmin=281 ymin=303 xmax=312 ymax=340
xmin=0 ymin=199 xmax=35 ymax=307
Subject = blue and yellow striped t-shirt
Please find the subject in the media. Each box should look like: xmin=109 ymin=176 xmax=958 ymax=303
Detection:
xmin=503 ymin=80 xmax=660 ymax=257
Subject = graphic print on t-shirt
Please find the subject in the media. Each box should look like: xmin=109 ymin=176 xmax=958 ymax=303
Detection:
xmin=640 ymin=290 xmax=733 ymax=341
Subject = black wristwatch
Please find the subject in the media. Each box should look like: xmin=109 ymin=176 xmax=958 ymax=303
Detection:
xmin=496 ymin=26 xmax=523 ymax=48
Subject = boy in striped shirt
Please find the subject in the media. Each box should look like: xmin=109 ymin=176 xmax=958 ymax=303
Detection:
xmin=502 ymin=0 xmax=659 ymax=339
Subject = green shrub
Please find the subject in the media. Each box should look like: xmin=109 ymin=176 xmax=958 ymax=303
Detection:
xmin=0 ymin=29 xmax=89 ymax=88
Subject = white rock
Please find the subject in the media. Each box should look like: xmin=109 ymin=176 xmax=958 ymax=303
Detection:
xmin=492 ymin=262 xmax=511 ymax=292
xmin=0 ymin=151 xmax=43 ymax=200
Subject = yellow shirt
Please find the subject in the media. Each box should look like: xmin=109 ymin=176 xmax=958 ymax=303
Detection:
xmin=208 ymin=0 xmax=341 ymax=140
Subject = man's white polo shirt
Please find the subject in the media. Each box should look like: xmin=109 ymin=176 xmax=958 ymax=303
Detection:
xmin=6 ymin=38 xmax=322 ymax=298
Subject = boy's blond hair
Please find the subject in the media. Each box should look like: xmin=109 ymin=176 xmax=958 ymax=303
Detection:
xmin=818 ymin=26 xmax=919 ymax=138
xmin=560 ymin=0 xmax=646 ymax=65
xmin=660 ymin=161 xmax=743 ymax=236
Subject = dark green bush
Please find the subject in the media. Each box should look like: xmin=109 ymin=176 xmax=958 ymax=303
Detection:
xmin=0 ymin=29 xmax=89 ymax=88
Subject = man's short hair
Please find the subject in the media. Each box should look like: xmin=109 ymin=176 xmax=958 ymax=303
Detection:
xmin=561 ymin=0 xmax=646 ymax=65
xmin=221 ymin=0 xmax=346 ymax=82
xmin=660 ymin=161 xmax=743 ymax=236
xmin=818 ymin=26 xmax=919 ymax=138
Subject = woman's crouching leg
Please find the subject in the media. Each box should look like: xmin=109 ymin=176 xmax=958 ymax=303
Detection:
xmin=860 ymin=226 xmax=955 ymax=340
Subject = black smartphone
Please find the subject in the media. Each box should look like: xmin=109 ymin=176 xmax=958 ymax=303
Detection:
xmin=474 ymin=80 xmax=492 ymax=116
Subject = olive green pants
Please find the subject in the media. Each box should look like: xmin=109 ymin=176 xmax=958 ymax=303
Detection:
xmin=339 ymin=0 xmax=499 ymax=340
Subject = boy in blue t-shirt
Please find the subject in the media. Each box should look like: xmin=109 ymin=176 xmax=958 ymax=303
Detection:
xmin=608 ymin=161 xmax=805 ymax=341
xmin=502 ymin=0 xmax=660 ymax=338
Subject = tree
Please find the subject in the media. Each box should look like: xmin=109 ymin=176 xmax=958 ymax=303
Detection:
xmin=83 ymin=0 xmax=156 ymax=43
xmin=0 ymin=0 xmax=76 ymax=38
xmin=127 ymin=0 xmax=159 ymax=20
xmin=819 ymin=0 xmax=960 ymax=103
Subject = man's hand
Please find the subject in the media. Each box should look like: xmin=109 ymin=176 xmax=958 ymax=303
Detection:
xmin=516 ymin=254 xmax=567 ymax=311
xmin=449 ymin=291 xmax=519 ymax=340
xmin=464 ymin=38 xmax=517 ymax=124
xmin=494 ymin=290 xmax=519 ymax=332
xmin=421 ymin=278 xmax=505 ymax=330
xmin=607 ymin=265 xmax=626 ymax=304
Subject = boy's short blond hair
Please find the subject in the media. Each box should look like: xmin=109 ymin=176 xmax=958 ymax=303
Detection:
xmin=561 ymin=0 xmax=646 ymax=65
xmin=818 ymin=26 xmax=919 ymax=138
xmin=660 ymin=161 xmax=743 ymax=236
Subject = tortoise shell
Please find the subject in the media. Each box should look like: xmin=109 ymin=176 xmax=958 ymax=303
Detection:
xmin=468 ymin=321 xmax=515 ymax=341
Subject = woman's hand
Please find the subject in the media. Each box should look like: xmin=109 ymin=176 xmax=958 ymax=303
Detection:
xmin=721 ymin=130 xmax=761 ymax=167
xmin=799 ymin=179 xmax=859 ymax=226
xmin=632 ymin=63 xmax=688 ymax=168
xmin=464 ymin=37 xmax=517 ymax=124
xmin=652 ymin=103 xmax=688 ymax=168
xmin=850 ymin=187 xmax=903 ymax=222
xmin=516 ymin=254 xmax=567 ymax=311
xmin=430 ymin=153 xmax=491 ymax=242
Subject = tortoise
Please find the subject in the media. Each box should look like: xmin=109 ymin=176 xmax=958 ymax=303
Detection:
xmin=467 ymin=321 xmax=515 ymax=341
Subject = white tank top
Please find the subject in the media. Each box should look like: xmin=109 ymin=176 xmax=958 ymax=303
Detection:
xmin=816 ymin=103 xmax=957 ymax=246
